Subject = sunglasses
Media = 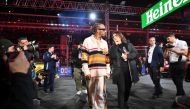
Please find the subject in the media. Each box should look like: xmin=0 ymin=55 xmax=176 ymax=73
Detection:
xmin=98 ymin=28 xmax=106 ymax=31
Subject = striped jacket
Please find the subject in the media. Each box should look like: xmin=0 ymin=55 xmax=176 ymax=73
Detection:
xmin=81 ymin=35 xmax=110 ymax=77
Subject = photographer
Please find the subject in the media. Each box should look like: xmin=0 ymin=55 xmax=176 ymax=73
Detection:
xmin=17 ymin=37 xmax=39 ymax=77
xmin=17 ymin=37 xmax=40 ymax=104
xmin=17 ymin=36 xmax=39 ymax=64
xmin=164 ymin=33 xmax=188 ymax=97
xmin=43 ymin=45 xmax=58 ymax=93
xmin=0 ymin=39 xmax=33 ymax=109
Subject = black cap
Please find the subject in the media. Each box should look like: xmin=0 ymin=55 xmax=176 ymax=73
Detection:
xmin=0 ymin=39 xmax=14 ymax=51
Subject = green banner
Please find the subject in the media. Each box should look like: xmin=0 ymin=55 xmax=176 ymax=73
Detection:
xmin=141 ymin=0 xmax=190 ymax=29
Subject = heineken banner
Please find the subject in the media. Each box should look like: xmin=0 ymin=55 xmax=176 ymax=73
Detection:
xmin=141 ymin=0 xmax=190 ymax=29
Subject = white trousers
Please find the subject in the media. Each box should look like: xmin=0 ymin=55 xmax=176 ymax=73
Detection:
xmin=87 ymin=76 xmax=107 ymax=109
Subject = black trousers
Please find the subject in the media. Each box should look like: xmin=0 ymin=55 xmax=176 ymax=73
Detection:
xmin=117 ymin=66 xmax=132 ymax=109
xmin=148 ymin=64 xmax=162 ymax=95
xmin=170 ymin=62 xmax=186 ymax=96
xmin=43 ymin=70 xmax=55 ymax=92
xmin=32 ymin=80 xmax=38 ymax=99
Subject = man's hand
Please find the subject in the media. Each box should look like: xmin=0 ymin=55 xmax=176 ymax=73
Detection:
xmin=9 ymin=51 xmax=30 ymax=74
xmin=160 ymin=67 xmax=164 ymax=72
xmin=103 ymin=48 xmax=108 ymax=55
xmin=85 ymin=74 xmax=91 ymax=80
xmin=51 ymin=54 xmax=55 ymax=59
xmin=51 ymin=55 xmax=55 ymax=58
xmin=105 ymin=74 xmax=110 ymax=79
xmin=51 ymin=54 xmax=57 ymax=59
xmin=23 ymin=45 xmax=28 ymax=51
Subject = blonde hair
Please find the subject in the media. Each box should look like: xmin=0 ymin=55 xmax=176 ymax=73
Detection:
xmin=112 ymin=32 xmax=127 ymax=43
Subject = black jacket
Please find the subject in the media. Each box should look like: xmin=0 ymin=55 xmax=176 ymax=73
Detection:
xmin=0 ymin=72 xmax=33 ymax=109
xmin=43 ymin=51 xmax=58 ymax=71
xmin=71 ymin=48 xmax=82 ymax=68
xmin=110 ymin=42 xmax=139 ymax=83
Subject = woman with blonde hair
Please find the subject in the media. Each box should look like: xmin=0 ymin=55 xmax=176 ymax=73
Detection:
xmin=109 ymin=32 xmax=139 ymax=109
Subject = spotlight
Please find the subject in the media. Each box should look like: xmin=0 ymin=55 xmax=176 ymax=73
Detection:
xmin=89 ymin=13 xmax=96 ymax=20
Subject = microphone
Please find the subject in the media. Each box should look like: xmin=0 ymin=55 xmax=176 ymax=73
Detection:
xmin=118 ymin=46 xmax=128 ymax=61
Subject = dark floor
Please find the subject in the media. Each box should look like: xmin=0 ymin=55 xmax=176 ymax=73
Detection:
xmin=36 ymin=75 xmax=190 ymax=109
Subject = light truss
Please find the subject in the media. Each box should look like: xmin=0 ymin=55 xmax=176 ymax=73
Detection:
xmin=0 ymin=0 xmax=146 ymax=15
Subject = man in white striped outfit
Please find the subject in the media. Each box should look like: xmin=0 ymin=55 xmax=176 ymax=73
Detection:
xmin=81 ymin=23 xmax=110 ymax=109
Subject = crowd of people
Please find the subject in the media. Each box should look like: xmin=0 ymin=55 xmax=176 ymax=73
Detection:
xmin=0 ymin=23 xmax=190 ymax=109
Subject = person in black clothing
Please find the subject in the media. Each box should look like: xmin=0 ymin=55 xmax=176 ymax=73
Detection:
xmin=147 ymin=37 xmax=164 ymax=99
xmin=109 ymin=32 xmax=139 ymax=109
xmin=18 ymin=37 xmax=40 ymax=103
xmin=43 ymin=45 xmax=58 ymax=93
xmin=71 ymin=43 xmax=87 ymax=95
xmin=0 ymin=39 xmax=33 ymax=109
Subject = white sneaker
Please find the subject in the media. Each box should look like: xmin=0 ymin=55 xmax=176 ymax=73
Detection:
xmin=76 ymin=91 xmax=81 ymax=95
xmin=81 ymin=89 xmax=87 ymax=94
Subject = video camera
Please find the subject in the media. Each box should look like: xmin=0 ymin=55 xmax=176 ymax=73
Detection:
xmin=165 ymin=43 xmax=175 ymax=48
xmin=8 ymin=41 xmax=39 ymax=61
xmin=16 ymin=40 xmax=39 ymax=52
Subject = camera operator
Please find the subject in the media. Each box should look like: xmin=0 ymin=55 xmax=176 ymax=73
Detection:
xmin=17 ymin=37 xmax=40 ymax=104
xmin=0 ymin=39 xmax=33 ymax=109
xmin=17 ymin=37 xmax=39 ymax=63
xmin=43 ymin=45 xmax=58 ymax=93
xmin=164 ymin=33 xmax=188 ymax=98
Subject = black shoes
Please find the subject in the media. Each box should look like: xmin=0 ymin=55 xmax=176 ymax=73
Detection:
xmin=152 ymin=91 xmax=163 ymax=99
xmin=124 ymin=102 xmax=130 ymax=109
xmin=43 ymin=90 xmax=48 ymax=94
xmin=175 ymin=96 xmax=190 ymax=109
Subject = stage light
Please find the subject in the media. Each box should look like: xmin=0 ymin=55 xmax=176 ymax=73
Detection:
xmin=120 ymin=1 xmax=126 ymax=5
xmin=89 ymin=13 xmax=96 ymax=20
xmin=57 ymin=13 xmax=60 ymax=16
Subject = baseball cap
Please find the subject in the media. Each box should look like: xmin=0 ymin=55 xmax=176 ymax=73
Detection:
xmin=0 ymin=39 xmax=14 ymax=52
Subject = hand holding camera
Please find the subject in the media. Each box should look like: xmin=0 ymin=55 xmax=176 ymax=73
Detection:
xmin=51 ymin=54 xmax=58 ymax=60
xmin=165 ymin=43 xmax=176 ymax=53
xmin=17 ymin=40 xmax=39 ymax=52
xmin=165 ymin=43 xmax=175 ymax=49
xmin=7 ymin=40 xmax=39 ymax=62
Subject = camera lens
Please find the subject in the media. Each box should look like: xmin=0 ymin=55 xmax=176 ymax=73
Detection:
xmin=27 ymin=44 xmax=39 ymax=51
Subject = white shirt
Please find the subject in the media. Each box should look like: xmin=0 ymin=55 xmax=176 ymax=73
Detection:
xmin=169 ymin=39 xmax=188 ymax=63
xmin=148 ymin=44 xmax=156 ymax=64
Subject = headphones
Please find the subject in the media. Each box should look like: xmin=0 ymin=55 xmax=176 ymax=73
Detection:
xmin=91 ymin=23 xmax=101 ymax=34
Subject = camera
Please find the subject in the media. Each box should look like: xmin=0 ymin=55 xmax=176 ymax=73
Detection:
xmin=7 ymin=41 xmax=39 ymax=61
xmin=17 ymin=41 xmax=39 ymax=52
xmin=165 ymin=43 xmax=175 ymax=48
